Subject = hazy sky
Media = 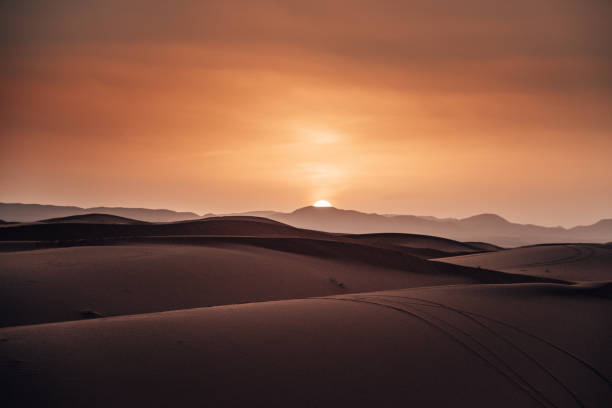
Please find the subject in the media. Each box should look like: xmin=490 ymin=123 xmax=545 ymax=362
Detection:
xmin=1 ymin=1 xmax=611 ymax=226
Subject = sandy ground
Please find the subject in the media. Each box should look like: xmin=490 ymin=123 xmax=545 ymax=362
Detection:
xmin=0 ymin=244 xmax=478 ymax=327
xmin=435 ymin=244 xmax=612 ymax=282
xmin=1 ymin=283 xmax=609 ymax=407
xmin=1 ymin=217 xmax=609 ymax=407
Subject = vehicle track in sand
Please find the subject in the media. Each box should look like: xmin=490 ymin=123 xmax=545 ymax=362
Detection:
xmin=515 ymin=245 xmax=595 ymax=268
xmin=317 ymin=296 xmax=555 ymax=408
xmin=316 ymin=291 xmax=611 ymax=408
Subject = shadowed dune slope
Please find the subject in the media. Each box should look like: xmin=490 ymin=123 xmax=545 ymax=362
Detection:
xmin=464 ymin=241 xmax=504 ymax=252
xmin=39 ymin=214 xmax=148 ymax=225
xmin=1 ymin=283 xmax=610 ymax=407
xmin=342 ymin=232 xmax=501 ymax=255
xmin=435 ymin=244 xmax=612 ymax=282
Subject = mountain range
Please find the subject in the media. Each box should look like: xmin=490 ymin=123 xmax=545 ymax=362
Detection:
xmin=0 ymin=203 xmax=199 ymax=223
xmin=213 ymin=206 xmax=612 ymax=247
xmin=1 ymin=202 xmax=610 ymax=246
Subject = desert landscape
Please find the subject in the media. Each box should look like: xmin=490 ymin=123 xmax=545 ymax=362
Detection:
xmin=1 ymin=211 xmax=610 ymax=407
xmin=2 ymin=1 xmax=611 ymax=406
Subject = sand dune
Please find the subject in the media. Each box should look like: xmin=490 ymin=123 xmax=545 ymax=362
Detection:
xmin=0 ymin=215 xmax=328 ymax=241
xmin=464 ymin=241 xmax=504 ymax=252
xmin=2 ymin=283 xmax=609 ymax=407
xmin=2 ymin=215 xmax=608 ymax=407
xmin=435 ymin=243 xmax=612 ymax=282
xmin=0 ymin=214 xmax=500 ymax=261
xmin=0 ymin=243 xmax=480 ymax=327
xmin=0 ymin=235 xmax=552 ymax=328
xmin=0 ymin=216 xmax=569 ymax=329
xmin=39 ymin=213 xmax=148 ymax=225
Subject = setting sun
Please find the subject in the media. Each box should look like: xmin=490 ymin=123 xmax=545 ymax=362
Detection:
xmin=313 ymin=200 xmax=332 ymax=207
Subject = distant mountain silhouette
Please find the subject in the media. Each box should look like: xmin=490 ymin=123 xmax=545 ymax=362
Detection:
xmin=570 ymin=219 xmax=612 ymax=235
xmin=0 ymin=203 xmax=200 ymax=223
xmin=1 ymin=203 xmax=610 ymax=246
xmin=245 ymin=206 xmax=611 ymax=247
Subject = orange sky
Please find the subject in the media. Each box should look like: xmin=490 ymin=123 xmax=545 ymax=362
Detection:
xmin=1 ymin=0 xmax=611 ymax=226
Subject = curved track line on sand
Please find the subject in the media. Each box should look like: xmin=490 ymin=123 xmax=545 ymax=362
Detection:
xmin=518 ymin=245 xmax=595 ymax=268
xmin=366 ymin=295 xmax=586 ymax=408
xmin=437 ymin=244 xmax=596 ymax=270
xmin=369 ymin=294 xmax=612 ymax=389
xmin=358 ymin=296 xmax=564 ymax=408
xmin=316 ymin=296 xmax=552 ymax=408
xmin=450 ymin=244 xmax=595 ymax=270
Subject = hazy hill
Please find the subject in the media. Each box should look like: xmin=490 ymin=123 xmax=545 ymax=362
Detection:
xmin=570 ymin=219 xmax=612 ymax=236
xmin=264 ymin=207 xmax=611 ymax=247
xmin=0 ymin=203 xmax=199 ymax=223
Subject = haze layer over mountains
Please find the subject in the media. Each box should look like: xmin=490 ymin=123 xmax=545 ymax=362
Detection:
xmin=2 ymin=202 xmax=610 ymax=247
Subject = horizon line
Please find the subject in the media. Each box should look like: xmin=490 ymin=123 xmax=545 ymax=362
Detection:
xmin=1 ymin=201 xmax=609 ymax=229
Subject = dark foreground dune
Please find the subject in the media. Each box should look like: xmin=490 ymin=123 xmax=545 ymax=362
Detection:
xmin=1 ymin=283 xmax=610 ymax=407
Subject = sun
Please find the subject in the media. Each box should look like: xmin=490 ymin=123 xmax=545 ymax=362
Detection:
xmin=313 ymin=200 xmax=332 ymax=207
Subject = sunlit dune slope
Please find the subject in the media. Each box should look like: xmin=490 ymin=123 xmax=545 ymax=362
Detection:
xmin=435 ymin=244 xmax=612 ymax=282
